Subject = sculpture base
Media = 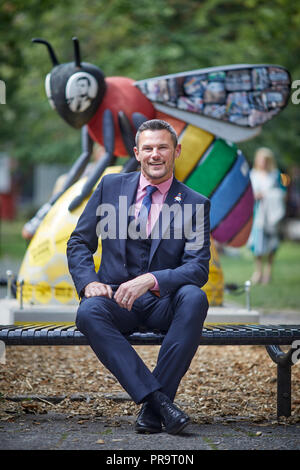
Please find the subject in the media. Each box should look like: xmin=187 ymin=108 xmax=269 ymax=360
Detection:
xmin=0 ymin=300 xmax=260 ymax=325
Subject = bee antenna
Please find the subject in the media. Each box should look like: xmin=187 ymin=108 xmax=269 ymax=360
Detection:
xmin=72 ymin=37 xmax=81 ymax=67
xmin=32 ymin=38 xmax=59 ymax=66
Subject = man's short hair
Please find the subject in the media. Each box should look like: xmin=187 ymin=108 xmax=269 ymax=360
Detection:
xmin=76 ymin=76 xmax=91 ymax=85
xmin=135 ymin=119 xmax=178 ymax=149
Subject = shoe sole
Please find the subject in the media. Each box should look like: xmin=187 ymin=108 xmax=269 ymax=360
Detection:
xmin=166 ymin=418 xmax=190 ymax=435
xmin=135 ymin=425 xmax=162 ymax=434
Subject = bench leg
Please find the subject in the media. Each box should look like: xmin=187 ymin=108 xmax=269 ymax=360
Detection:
xmin=277 ymin=361 xmax=291 ymax=418
xmin=265 ymin=345 xmax=293 ymax=418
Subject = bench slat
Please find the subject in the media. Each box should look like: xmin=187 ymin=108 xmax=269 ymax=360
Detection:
xmin=1 ymin=324 xmax=300 ymax=346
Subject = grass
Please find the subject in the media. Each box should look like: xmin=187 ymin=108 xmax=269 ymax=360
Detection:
xmin=220 ymin=241 xmax=300 ymax=312
xmin=202 ymin=436 xmax=219 ymax=450
xmin=0 ymin=218 xmax=28 ymax=259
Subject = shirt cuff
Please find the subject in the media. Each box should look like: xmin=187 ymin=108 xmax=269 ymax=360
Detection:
xmin=149 ymin=273 xmax=159 ymax=292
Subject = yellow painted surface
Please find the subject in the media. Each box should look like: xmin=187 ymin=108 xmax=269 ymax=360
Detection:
xmin=203 ymin=238 xmax=224 ymax=306
xmin=17 ymin=166 xmax=121 ymax=306
xmin=175 ymin=125 xmax=214 ymax=181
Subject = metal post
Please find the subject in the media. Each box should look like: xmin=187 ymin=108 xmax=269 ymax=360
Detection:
xmin=6 ymin=270 xmax=13 ymax=299
xmin=19 ymin=279 xmax=24 ymax=309
xmin=244 ymin=280 xmax=251 ymax=311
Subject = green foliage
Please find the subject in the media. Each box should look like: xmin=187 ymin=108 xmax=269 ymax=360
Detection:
xmin=0 ymin=0 xmax=299 ymax=166
xmin=0 ymin=218 xmax=28 ymax=258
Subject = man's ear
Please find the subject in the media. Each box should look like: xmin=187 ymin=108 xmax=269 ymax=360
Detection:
xmin=134 ymin=146 xmax=140 ymax=161
xmin=175 ymin=143 xmax=181 ymax=160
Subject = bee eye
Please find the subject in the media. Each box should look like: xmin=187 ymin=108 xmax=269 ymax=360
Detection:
xmin=45 ymin=73 xmax=56 ymax=110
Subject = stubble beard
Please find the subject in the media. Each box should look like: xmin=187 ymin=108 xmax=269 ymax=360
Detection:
xmin=141 ymin=151 xmax=176 ymax=183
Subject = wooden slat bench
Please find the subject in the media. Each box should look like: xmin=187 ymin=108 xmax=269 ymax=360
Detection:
xmin=1 ymin=323 xmax=300 ymax=419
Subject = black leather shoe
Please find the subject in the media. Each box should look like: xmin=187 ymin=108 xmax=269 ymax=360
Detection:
xmin=150 ymin=391 xmax=190 ymax=435
xmin=135 ymin=402 xmax=162 ymax=433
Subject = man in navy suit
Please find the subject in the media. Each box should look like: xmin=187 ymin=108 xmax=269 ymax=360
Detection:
xmin=67 ymin=119 xmax=211 ymax=435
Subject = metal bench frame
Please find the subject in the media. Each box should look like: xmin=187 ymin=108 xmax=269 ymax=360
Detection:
xmin=1 ymin=323 xmax=300 ymax=419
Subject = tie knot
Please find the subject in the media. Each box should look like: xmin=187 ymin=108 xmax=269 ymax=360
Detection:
xmin=146 ymin=185 xmax=158 ymax=197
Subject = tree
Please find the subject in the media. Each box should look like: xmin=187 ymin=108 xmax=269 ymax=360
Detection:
xmin=0 ymin=0 xmax=299 ymax=168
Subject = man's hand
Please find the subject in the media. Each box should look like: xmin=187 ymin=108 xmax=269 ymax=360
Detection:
xmin=114 ymin=274 xmax=155 ymax=311
xmin=84 ymin=281 xmax=113 ymax=299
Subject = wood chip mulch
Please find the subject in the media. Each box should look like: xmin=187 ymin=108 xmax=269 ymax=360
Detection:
xmin=1 ymin=344 xmax=300 ymax=424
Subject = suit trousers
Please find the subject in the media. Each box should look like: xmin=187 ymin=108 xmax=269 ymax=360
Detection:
xmin=76 ymin=284 xmax=208 ymax=404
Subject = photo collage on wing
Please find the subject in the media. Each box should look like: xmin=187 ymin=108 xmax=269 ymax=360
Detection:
xmin=136 ymin=66 xmax=290 ymax=127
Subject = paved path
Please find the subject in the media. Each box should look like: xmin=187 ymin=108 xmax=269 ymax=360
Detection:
xmin=1 ymin=411 xmax=299 ymax=452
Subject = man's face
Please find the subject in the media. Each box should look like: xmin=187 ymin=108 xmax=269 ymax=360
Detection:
xmin=76 ymin=78 xmax=89 ymax=96
xmin=134 ymin=130 xmax=181 ymax=184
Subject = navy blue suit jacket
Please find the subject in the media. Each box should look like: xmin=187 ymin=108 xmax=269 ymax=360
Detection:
xmin=67 ymin=171 xmax=211 ymax=298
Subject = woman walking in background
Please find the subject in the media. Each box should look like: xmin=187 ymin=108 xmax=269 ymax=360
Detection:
xmin=248 ymin=147 xmax=286 ymax=284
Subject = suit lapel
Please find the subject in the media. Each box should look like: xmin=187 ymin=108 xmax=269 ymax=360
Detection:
xmin=118 ymin=172 xmax=140 ymax=264
xmin=148 ymin=177 xmax=186 ymax=268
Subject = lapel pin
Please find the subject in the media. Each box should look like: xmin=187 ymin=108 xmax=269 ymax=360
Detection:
xmin=174 ymin=192 xmax=182 ymax=203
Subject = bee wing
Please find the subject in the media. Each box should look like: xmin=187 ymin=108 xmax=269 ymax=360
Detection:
xmin=135 ymin=64 xmax=291 ymax=142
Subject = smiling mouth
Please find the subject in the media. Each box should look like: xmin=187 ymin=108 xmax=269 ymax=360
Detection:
xmin=149 ymin=162 xmax=164 ymax=167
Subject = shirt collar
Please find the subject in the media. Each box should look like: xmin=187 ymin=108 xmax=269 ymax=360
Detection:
xmin=139 ymin=172 xmax=174 ymax=195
